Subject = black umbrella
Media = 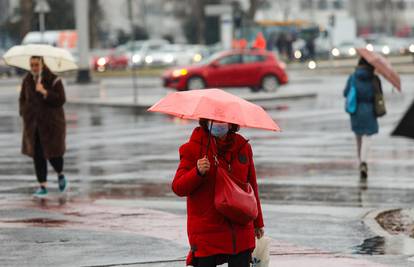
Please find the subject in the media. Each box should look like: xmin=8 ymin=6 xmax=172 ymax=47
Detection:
xmin=392 ymin=100 xmax=414 ymax=139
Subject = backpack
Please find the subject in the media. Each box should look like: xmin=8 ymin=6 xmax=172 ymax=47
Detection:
xmin=345 ymin=74 xmax=357 ymax=114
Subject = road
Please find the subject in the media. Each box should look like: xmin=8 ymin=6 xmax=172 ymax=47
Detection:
xmin=0 ymin=72 xmax=413 ymax=266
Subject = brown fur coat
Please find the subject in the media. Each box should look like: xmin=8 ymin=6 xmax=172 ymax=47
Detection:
xmin=19 ymin=68 xmax=66 ymax=159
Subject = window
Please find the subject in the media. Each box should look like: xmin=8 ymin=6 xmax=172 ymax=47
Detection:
xmin=243 ymin=54 xmax=266 ymax=63
xmin=333 ymin=0 xmax=344 ymax=9
xmin=318 ymin=0 xmax=328 ymax=10
xmin=218 ymin=54 xmax=242 ymax=65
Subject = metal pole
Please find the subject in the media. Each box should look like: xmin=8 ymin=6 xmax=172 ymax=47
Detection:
xmin=35 ymin=0 xmax=50 ymax=43
xmin=75 ymin=0 xmax=91 ymax=83
xmin=39 ymin=12 xmax=45 ymax=42
xmin=128 ymin=0 xmax=138 ymax=104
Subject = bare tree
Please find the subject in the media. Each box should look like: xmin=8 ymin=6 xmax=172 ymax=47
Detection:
xmin=192 ymin=0 xmax=206 ymax=44
xmin=20 ymin=0 xmax=34 ymax=39
xmin=247 ymin=0 xmax=259 ymax=20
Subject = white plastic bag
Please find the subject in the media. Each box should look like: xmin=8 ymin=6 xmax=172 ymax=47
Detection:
xmin=252 ymin=236 xmax=271 ymax=267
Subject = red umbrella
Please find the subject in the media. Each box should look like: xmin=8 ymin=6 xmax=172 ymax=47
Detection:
xmin=147 ymin=89 xmax=280 ymax=131
xmin=356 ymin=48 xmax=401 ymax=91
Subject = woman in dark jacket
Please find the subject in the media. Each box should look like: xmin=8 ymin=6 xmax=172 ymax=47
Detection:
xmin=344 ymin=57 xmax=382 ymax=179
xmin=19 ymin=56 xmax=68 ymax=198
xmin=172 ymin=119 xmax=264 ymax=267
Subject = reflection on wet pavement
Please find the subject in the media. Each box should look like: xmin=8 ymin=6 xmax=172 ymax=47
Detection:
xmin=1 ymin=217 xmax=69 ymax=228
xmin=1 ymin=75 xmax=414 ymax=265
xmin=353 ymin=236 xmax=386 ymax=255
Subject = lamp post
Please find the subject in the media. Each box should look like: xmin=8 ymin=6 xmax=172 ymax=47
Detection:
xmin=128 ymin=0 xmax=138 ymax=104
xmin=75 ymin=0 xmax=91 ymax=83
xmin=34 ymin=0 xmax=50 ymax=43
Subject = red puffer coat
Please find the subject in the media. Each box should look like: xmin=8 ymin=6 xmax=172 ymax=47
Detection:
xmin=172 ymin=127 xmax=264 ymax=265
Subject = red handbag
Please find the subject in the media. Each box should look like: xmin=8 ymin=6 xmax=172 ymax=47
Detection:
xmin=214 ymin=160 xmax=258 ymax=225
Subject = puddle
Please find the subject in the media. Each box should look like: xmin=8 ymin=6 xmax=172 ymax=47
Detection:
xmin=87 ymin=181 xmax=174 ymax=199
xmin=1 ymin=218 xmax=69 ymax=227
xmin=353 ymin=236 xmax=385 ymax=255
xmin=353 ymin=235 xmax=414 ymax=256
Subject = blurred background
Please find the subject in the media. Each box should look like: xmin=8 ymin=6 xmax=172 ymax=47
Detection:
xmin=1 ymin=0 xmax=414 ymax=78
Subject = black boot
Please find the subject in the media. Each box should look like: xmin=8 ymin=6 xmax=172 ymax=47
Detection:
xmin=360 ymin=162 xmax=368 ymax=180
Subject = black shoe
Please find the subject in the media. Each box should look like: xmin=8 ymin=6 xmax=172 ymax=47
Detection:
xmin=360 ymin=162 xmax=368 ymax=180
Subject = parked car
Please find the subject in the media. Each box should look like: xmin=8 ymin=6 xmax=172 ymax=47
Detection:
xmin=163 ymin=49 xmax=288 ymax=92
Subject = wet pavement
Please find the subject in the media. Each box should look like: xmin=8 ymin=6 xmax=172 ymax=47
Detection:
xmin=1 ymin=72 xmax=414 ymax=266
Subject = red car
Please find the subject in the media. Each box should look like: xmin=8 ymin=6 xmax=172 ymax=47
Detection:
xmin=92 ymin=46 xmax=129 ymax=72
xmin=163 ymin=49 xmax=288 ymax=92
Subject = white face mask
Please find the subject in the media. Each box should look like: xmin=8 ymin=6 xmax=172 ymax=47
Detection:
xmin=210 ymin=122 xmax=229 ymax=137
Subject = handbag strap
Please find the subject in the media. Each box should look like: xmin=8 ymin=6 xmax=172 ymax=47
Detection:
xmin=212 ymin=137 xmax=251 ymax=181
xmin=372 ymin=75 xmax=382 ymax=95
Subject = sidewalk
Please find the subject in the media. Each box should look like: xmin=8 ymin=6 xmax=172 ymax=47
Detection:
xmin=0 ymin=196 xmax=392 ymax=267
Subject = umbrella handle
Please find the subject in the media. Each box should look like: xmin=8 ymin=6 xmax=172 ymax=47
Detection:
xmin=205 ymin=121 xmax=213 ymax=156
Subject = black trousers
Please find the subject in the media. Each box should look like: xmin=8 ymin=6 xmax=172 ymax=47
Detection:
xmin=33 ymin=131 xmax=63 ymax=184
xmin=196 ymin=250 xmax=250 ymax=267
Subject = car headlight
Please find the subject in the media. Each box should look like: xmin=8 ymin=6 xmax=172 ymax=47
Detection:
xmin=172 ymin=69 xmax=188 ymax=77
xmin=409 ymin=44 xmax=414 ymax=53
xmin=193 ymin=53 xmax=203 ymax=62
xmin=145 ymin=56 xmax=153 ymax=64
xmin=366 ymin=44 xmax=374 ymax=51
xmin=308 ymin=60 xmax=317 ymax=70
xmin=164 ymin=54 xmax=175 ymax=64
xmin=382 ymin=45 xmax=390 ymax=55
xmin=294 ymin=50 xmax=302 ymax=59
xmin=132 ymin=54 xmax=142 ymax=63
xmin=348 ymin=47 xmax=356 ymax=56
xmin=97 ymin=57 xmax=106 ymax=66
xmin=331 ymin=48 xmax=340 ymax=57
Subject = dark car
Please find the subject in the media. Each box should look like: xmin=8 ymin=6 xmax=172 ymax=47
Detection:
xmin=163 ymin=49 xmax=288 ymax=92
xmin=0 ymin=58 xmax=14 ymax=77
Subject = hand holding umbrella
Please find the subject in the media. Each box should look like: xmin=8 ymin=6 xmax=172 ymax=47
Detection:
xmin=35 ymin=77 xmax=48 ymax=98
xmin=197 ymin=156 xmax=210 ymax=176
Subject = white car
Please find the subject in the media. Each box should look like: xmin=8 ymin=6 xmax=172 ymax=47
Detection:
xmin=126 ymin=39 xmax=170 ymax=67
xmin=143 ymin=44 xmax=209 ymax=67
xmin=331 ymin=39 xmax=366 ymax=58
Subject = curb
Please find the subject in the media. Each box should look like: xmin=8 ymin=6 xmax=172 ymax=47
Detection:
xmin=363 ymin=208 xmax=401 ymax=238
xmin=66 ymin=92 xmax=317 ymax=110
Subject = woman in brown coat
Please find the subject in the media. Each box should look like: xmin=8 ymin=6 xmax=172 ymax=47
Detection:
xmin=19 ymin=56 xmax=68 ymax=197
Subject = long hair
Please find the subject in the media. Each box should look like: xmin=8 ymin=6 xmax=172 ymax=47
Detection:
xmin=357 ymin=57 xmax=374 ymax=72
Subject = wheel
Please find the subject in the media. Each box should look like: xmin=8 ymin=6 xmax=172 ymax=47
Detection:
xmin=186 ymin=76 xmax=206 ymax=90
xmin=261 ymin=75 xmax=280 ymax=92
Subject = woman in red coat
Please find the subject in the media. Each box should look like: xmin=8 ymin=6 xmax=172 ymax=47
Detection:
xmin=172 ymin=119 xmax=265 ymax=267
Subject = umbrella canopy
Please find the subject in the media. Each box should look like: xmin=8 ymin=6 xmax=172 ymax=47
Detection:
xmin=356 ymin=48 xmax=401 ymax=91
xmin=3 ymin=44 xmax=78 ymax=72
xmin=148 ymin=89 xmax=280 ymax=131
xmin=392 ymin=100 xmax=414 ymax=139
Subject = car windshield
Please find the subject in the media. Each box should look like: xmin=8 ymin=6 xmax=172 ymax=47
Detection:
xmin=196 ymin=52 xmax=224 ymax=65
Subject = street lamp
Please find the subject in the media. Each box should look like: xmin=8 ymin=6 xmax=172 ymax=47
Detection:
xmin=128 ymin=0 xmax=138 ymax=104
xmin=34 ymin=0 xmax=50 ymax=43
xmin=75 ymin=0 xmax=91 ymax=83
